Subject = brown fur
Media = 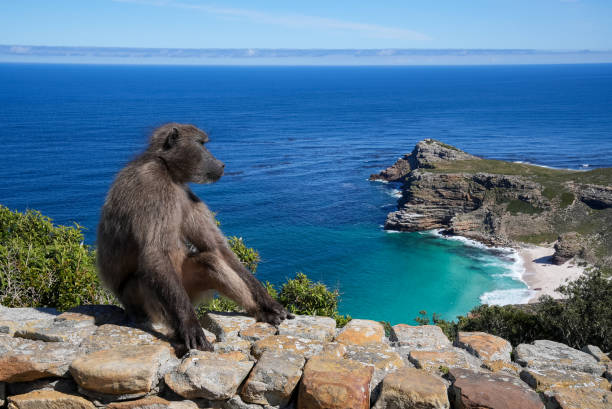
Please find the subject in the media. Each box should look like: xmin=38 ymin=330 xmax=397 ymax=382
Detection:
xmin=97 ymin=123 xmax=292 ymax=351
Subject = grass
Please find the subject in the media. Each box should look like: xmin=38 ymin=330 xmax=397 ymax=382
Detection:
xmin=506 ymin=199 xmax=543 ymax=215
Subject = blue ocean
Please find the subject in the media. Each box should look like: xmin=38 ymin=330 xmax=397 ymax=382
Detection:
xmin=1 ymin=63 xmax=611 ymax=324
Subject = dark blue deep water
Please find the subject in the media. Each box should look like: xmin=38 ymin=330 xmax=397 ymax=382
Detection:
xmin=1 ymin=63 xmax=611 ymax=323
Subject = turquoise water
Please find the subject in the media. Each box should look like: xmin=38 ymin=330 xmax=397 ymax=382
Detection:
xmin=2 ymin=64 xmax=611 ymax=323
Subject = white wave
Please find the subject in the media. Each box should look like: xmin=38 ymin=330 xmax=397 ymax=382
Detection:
xmin=386 ymin=188 xmax=402 ymax=199
xmin=480 ymin=288 xmax=536 ymax=306
xmin=368 ymin=178 xmax=389 ymax=184
xmin=513 ymin=160 xmax=558 ymax=169
xmin=426 ymin=229 xmax=514 ymax=253
xmin=581 ymin=164 xmax=590 ymax=168
xmin=385 ymin=229 xmax=401 ymax=234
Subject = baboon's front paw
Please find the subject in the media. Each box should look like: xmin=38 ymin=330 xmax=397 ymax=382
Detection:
xmin=180 ymin=319 xmax=213 ymax=352
xmin=257 ymin=303 xmax=293 ymax=326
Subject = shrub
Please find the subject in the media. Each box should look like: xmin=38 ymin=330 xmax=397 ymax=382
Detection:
xmin=506 ymin=199 xmax=543 ymax=215
xmin=0 ymin=206 xmax=113 ymax=310
xmin=560 ymin=192 xmax=575 ymax=208
xmin=278 ymin=272 xmax=351 ymax=327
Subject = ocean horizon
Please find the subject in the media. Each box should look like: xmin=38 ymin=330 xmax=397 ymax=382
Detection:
xmin=1 ymin=63 xmax=611 ymax=324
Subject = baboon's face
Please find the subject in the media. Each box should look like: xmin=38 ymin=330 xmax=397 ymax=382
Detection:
xmin=158 ymin=124 xmax=225 ymax=184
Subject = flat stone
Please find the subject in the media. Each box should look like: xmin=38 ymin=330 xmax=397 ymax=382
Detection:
xmin=455 ymin=331 xmax=512 ymax=362
xmin=7 ymin=390 xmax=95 ymax=409
xmin=0 ymin=335 xmax=79 ymax=382
xmin=409 ymin=347 xmax=482 ymax=374
xmin=7 ymin=378 xmax=78 ymax=396
xmin=344 ymin=343 xmax=405 ymax=401
xmin=200 ymin=312 xmax=256 ymax=342
xmin=335 ymin=319 xmax=385 ymax=345
xmin=213 ymin=339 xmax=252 ymax=355
xmin=390 ymin=325 xmax=451 ymax=350
xmin=239 ymin=322 xmax=277 ymax=342
xmin=69 ymin=344 xmax=173 ymax=399
xmin=14 ymin=318 xmax=96 ymax=345
xmin=252 ymin=335 xmax=332 ymax=359
xmin=449 ymin=368 xmax=544 ymax=409
xmin=482 ymin=360 xmax=521 ymax=375
xmin=78 ymin=324 xmax=175 ymax=354
xmin=0 ymin=306 xmax=58 ymax=336
xmin=223 ymin=395 xmax=265 ymax=409
xmin=520 ymin=368 xmax=611 ymax=391
xmin=298 ymin=356 xmax=374 ymax=409
xmin=164 ymin=350 xmax=254 ymax=400
xmin=319 ymin=342 xmax=348 ymax=358
xmin=373 ymin=367 xmax=449 ymax=409
xmin=515 ymin=340 xmax=606 ymax=375
xmin=216 ymin=351 xmax=251 ymax=362
xmin=543 ymin=386 xmax=612 ymax=409
xmin=241 ymin=350 xmax=305 ymax=406
xmin=64 ymin=305 xmax=127 ymax=325
xmin=107 ymin=396 xmax=198 ymax=408
xmin=277 ymin=315 xmax=336 ymax=341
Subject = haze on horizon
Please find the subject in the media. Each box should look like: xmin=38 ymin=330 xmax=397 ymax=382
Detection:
xmin=2 ymin=0 xmax=612 ymax=65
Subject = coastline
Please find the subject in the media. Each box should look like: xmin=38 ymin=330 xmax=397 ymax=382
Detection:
xmin=518 ymin=244 xmax=586 ymax=303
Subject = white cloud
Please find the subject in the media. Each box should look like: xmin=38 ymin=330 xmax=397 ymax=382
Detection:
xmin=112 ymin=0 xmax=430 ymax=41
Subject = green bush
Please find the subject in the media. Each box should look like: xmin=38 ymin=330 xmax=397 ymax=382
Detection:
xmin=0 ymin=205 xmax=113 ymax=310
xmin=560 ymin=192 xmax=575 ymax=208
xmin=278 ymin=272 xmax=351 ymax=327
xmin=506 ymin=199 xmax=543 ymax=215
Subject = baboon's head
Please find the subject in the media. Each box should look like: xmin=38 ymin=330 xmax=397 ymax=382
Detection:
xmin=151 ymin=123 xmax=225 ymax=184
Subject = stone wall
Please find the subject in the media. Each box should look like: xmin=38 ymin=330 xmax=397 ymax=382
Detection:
xmin=0 ymin=305 xmax=611 ymax=409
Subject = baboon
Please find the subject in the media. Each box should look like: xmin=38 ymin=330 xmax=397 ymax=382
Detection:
xmin=97 ymin=123 xmax=293 ymax=351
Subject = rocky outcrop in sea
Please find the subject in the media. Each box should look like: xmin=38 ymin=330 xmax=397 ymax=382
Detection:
xmin=0 ymin=304 xmax=611 ymax=409
xmin=370 ymin=139 xmax=612 ymax=269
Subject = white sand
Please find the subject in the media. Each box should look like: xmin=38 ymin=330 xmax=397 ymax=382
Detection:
xmin=518 ymin=244 xmax=585 ymax=303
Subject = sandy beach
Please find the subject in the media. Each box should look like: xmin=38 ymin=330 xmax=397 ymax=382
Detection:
xmin=518 ymin=244 xmax=585 ymax=303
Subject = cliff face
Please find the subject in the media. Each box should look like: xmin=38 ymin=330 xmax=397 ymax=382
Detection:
xmin=371 ymin=140 xmax=612 ymax=269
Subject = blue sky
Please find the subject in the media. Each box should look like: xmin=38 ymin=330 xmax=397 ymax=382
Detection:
xmin=2 ymin=0 xmax=611 ymax=50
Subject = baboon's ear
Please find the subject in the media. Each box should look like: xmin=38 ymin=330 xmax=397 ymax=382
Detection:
xmin=164 ymin=127 xmax=179 ymax=150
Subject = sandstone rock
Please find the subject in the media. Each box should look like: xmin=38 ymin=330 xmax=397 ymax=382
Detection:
xmin=0 ymin=335 xmax=79 ymax=382
xmin=335 ymin=319 xmax=385 ymax=345
xmin=64 ymin=305 xmax=127 ymax=325
xmin=0 ymin=306 xmax=58 ymax=336
xmin=543 ymin=386 xmax=612 ymax=409
xmin=164 ymin=350 xmax=254 ymax=400
xmin=579 ymin=184 xmax=612 ymax=210
xmin=239 ymin=322 xmax=277 ymax=342
xmin=106 ymin=396 xmax=198 ymax=408
xmin=482 ymin=360 xmax=521 ymax=375
xmin=455 ymin=331 xmax=512 ymax=362
xmin=79 ymin=324 xmax=175 ymax=354
xmin=520 ymin=368 xmax=611 ymax=391
xmin=298 ymin=356 xmax=373 ymax=409
xmin=409 ymin=347 xmax=482 ymax=374
xmin=70 ymin=344 xmax=173 ymax=400
xmin=215 ymin=351 xmax=250 ymax=362
xmin=200 ymin=312 xmax=256 ymax=342
xmin=449 ymin=368 xmax=544 ymax=409
xmin=14 ymin=316 xmax=96 ymax=345
xmin=390 ymin=324 xmax=451 ymax=350
xmin=7 ymin=390 xmax=95 ymax=409
xmin=7 ymin=378 xmax=78 ymax=396
xmin=552 ymin=232 xmax=583 ymax=265
xmin=370 ymin=155 xmax=412 ymax=182
xmin=252 ymin=335 xmax=336 ymax=359
xmin=514 ymin=340 xmax=606 ymax=375
xmin=373 ymin=367 xmax=449 ymax=409
xmin=223 ymin=395 xmax=265 ymax=409
xmin=344 ymin=342 xmax=405 ymax=401
xmin=213 ymin=339 xmax=252 ymax=355
xmin=277 ymin=315 xmax=336 ymax=341
xmin=582 ymin=344 xmax=612 ymax=364
xmin=319 ymin=341 xmax=348 ymax=358
xmin=241 ymin=350 xmax=305 ymax=406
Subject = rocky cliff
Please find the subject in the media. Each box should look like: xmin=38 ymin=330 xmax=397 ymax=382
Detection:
xmin=1 ymin=304 xmax=611 ymax=409
xmin=370 ymin=139 xmax=612 ymax=270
